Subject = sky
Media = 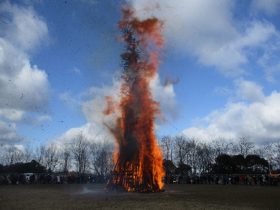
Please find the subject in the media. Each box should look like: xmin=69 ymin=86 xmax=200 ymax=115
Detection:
xmin=1 ymin=0 xmax=280 ymax=148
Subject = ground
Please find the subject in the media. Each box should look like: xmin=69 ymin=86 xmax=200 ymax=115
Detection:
xmin=0 ymin=184 xmax=279 ymax=210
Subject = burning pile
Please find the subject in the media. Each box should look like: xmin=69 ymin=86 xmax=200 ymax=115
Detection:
xmin=105 ymin=6 xmax=165 ymax=193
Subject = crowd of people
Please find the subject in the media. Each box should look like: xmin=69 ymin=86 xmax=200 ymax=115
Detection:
xmin=166 ymin=173 xmax=280 ymax=186
xmin=0 ymin=173 xmax=109 ymax=185
xmin=1 ymin=172 xmax=279 ymax=186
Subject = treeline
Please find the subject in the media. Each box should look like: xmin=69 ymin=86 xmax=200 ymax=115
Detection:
xmin=0 ymin=134 xmax=113 ymax=177
xmin=0 ymin=135 xmax=280 ymax=177
xmin=161 ymin=136 xmax=280 ymax=174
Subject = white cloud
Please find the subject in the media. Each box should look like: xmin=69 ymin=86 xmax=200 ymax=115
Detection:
xmin=54 ymin=80 xmax=121 ymax=145
xmin=0 ymin=121 xmax=22 ymax=144
xmin=0 ymin=3 xmax=49 ymax=115
xmin=258 ymin=42 xmax=280 ymax=83
xmin=0 ymin=2 xmax=49 ymax=144
xmin=235 ymin=79 xmax=265 ymax=102
xmin=149 ymin=74 xmax=177 ymax=121
xmin=0 ymin=2 xmax=48 ymax=51
xmin=0 ymin=108 xmax=24 ymax=121
xmin=82 ymin=79 xmax=121 ymax=128
xmin=252 ymin=0 xmax=280 ymax=15
xmin=207 ymin=21 xmax=277 ymax=75
xmin=183 ymin=82 xmax=280 ymax=144
xmin=127 ymin=0 xmax=279 ymax=77
xmin=55 ymin=123 xmax=111 ymax=148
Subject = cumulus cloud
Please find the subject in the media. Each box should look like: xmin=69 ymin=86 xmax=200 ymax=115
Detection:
xmin=126 ymin=0 xmax=279 ymax=77
xmin=183 ymin=81 xmax=280 ymax=144
xmin=257 ymin=37 xmax=280 ymax=83
xmin=0 ymin=2 xmax=49 ymax=144
xmin=55 ymin=123 xmax=110 ymax=147
xmin=235 ymin=79 xmax=265 ymax=102
xmin=82 ymin=79 xmax=121 ymax=126
xmin=149 ymin=74 xmax=177 ymax=121
xmin=0 ymin=2 xmax=48 ymax=51
xmin=0 ymin=108 xmax=24 ymax=122
xmin=0 ymin=121 xmax=22 ymax=144
xmin=0 ymin=40 xmax=49 ymax=113
xmin=252 ymin=0 xmax=280 ymax=16
xmin=54 ymin=80 xmax=121 ymax=145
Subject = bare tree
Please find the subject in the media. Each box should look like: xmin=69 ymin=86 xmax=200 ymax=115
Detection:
xmin=21 ymin=145 xmax=34 ymax=163
xmin=61 ymin=144 xmax=71 ymax=173
xmin=2 ymin=146 xmax=25 ymax=165
xmin=173 ymin=136 xmax=202 ymax=174
xmin=212 ymin=138 xmax=233 ymax=156
xmin=253 ymin=144 xmax=272 ymax=160
xmin=0 ymin=145 xmax=33 ymax=165
xmin=196 ymin=143 xmax=215 ymax=174
xmin=185 ymin=139 xmax=199 ymax=174
xmin=272 ymin=142 xmax=280 ymax=169
xmin=0 ymin=145 xmax=4 ymax=165
xmin=34 ymin=145 xmax=44 ymax=165
xmin=34 ymin=144 xmax=59 ymax=171
xmin=45 ymin=144 xmax=59 ymax=171
xmin=236 ymin=137 xmax=255 ymax=157
xmin=90 ymin=142 xmax=113 ymax=177
xmin=161 ymin=135 xmax=173 ymax=161
xmin=71 ymin=134 xmax=90 ymax=175
xmin=174 ymin=135 xmax=188 ymax=165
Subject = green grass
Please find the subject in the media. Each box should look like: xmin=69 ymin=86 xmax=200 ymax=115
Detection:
xmin=0 ymin=184 xmax=279 ymax=210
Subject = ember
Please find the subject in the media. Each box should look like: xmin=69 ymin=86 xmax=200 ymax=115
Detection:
xmin=105 ymin=5 xmax=165 ymax=193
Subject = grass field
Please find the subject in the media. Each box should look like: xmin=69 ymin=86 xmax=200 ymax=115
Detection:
xmin=0 ymin=184 xmax=279 ymax=210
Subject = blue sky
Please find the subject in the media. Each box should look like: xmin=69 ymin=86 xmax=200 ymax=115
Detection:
xmin=1 ymin=0 xmax=280 ymax=147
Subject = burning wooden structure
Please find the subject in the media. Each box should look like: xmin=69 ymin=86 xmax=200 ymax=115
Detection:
xmin=105 ymin=6 xmax=165 ymax=193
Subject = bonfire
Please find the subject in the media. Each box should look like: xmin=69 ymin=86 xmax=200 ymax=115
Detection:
xmin=105 ymin=6 xmax=165 ymax=193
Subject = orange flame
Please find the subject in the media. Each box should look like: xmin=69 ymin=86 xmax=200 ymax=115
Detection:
xmin=105 ymin=6 xmax=165 ymax=192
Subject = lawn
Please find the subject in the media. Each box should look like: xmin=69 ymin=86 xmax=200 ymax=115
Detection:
xmin=0 ymin=184 xmax=279 ymax=210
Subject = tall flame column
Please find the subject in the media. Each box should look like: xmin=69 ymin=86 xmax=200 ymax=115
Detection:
xmin=106 ymin=6 xmax=165 ymax=192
